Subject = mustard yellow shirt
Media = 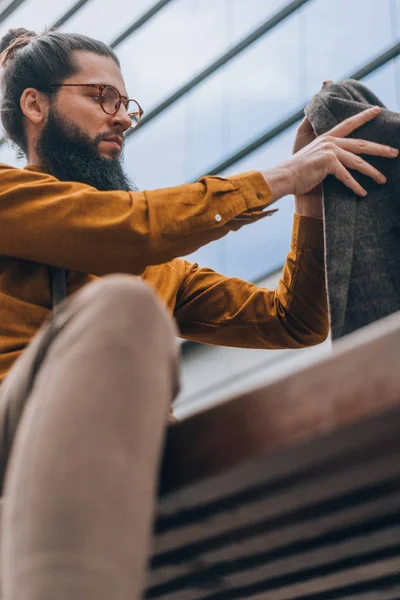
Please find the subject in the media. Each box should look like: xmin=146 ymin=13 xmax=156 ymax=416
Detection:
xmin=0 ymin=163 xmax=328 ymax=383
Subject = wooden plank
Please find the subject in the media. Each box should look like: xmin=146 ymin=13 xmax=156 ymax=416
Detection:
xmin=159 ymin=403 xmax=400 ymax=519
xmin=333 ymin=586 xmax=400 ymax=600
xmin=155 ymin=444 xmax=400 ymax=555
xmin=150 ymin=556 xmax=400 ymax=600
xmin=246 ymin=557 xmax=400 ymax=600
xmin=150 ymin=494 xmax=400 ymax=587
xmin=148 ymin=528 xmax=400 ymax=599
xmin=161 ymin=311 xmax=400 ymax=495
xmin=147 ymin=312 xmax=400 ymax=598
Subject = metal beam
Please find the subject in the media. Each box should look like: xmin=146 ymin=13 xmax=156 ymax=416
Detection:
xmin=0 ymin=0 xmax=26 ymax=26
xmin=125 ymin=0 xmax=312 ymax=140
xmin=0 ymin=0 xmax=91 ymax=30
xmin=110 ymin=0 xmax=174 ymax=48
xmin=51 ymin=0 xmax=92 ymax=30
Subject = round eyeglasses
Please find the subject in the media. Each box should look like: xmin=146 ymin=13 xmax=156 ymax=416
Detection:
xmin=46 ymin=83 xmax=144 ymax=128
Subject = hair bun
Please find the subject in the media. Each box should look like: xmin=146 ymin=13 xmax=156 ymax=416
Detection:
xmin=0 ymin=27 xmax=37 ymax=67
xmin=0 ymin=28 xmax=36 ymax=54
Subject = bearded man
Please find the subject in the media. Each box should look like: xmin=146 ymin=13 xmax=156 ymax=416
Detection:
xmin=0 ymin=27 xmax=396 ymax=600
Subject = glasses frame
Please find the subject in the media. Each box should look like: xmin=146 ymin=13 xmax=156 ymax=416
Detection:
xmin=46 ymin=83 xmax=144 ymax=128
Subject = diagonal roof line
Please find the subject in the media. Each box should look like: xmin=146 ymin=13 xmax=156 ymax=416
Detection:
xmin=0 ymin=0 xmax=312 ymax=147
xmin=0 ymin=0 xmax=26 ymax=26
xmin=124 ymin=0 xmax=312 ymax=140
xmin=191 ymin=41 xmax=400 ymax=179
xmin=51 ymin=0 xmax=92 ymax=30
xmin=110 ymin=0 xmax=174 ymax=48
xmin=0 ymin=0 xmax=91 ymax=31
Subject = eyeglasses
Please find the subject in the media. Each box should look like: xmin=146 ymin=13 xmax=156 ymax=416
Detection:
xmin=46 ymin=83 xmax=144 ymax=128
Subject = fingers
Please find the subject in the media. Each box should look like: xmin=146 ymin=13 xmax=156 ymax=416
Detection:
xmin=329 ymin=106 xmax=382 ymax=138
xmin=334 ymin=137 xmax=399 ymax=158
xmin=335 ymin=147 xmax=387 ymax=185
xmin=330 ymin=160 xmax=368 ymax=197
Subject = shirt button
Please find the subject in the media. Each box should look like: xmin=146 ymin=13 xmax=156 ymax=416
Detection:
xmin=215 ymin=213 xmax=222 ymax=222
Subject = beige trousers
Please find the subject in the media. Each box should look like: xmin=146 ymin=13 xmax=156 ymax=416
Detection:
xmin=0 ymin=275 xmax=180 ymax=599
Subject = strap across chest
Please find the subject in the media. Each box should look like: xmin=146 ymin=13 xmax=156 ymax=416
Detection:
xmin=48 ymin=266 xmax=67 ymax=314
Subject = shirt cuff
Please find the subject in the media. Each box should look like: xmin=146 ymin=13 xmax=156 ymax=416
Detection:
xmin=163 ymin=171 xmax=275 ymax=238
xmin=227 ymin=171 xmax=273 ymax=211
xmin=291 ymin=214 xmax=325 ymax=250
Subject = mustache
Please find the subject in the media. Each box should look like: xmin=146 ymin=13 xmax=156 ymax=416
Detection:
xmin=95 ymin=132 xmax=125 ymax=151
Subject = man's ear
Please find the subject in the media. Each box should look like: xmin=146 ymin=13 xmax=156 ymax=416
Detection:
xmin=20 ymin=88 xmax=49 ymax=124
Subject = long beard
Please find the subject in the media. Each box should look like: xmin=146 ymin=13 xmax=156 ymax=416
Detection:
xmin=35 ymin=108 xmax=136 ymax=192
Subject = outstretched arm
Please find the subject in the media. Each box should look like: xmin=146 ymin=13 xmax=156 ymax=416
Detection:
xmin=174 ymin=215 xmax=328 ymax=350
xmin=0 ymin=166 xmax=273 ymax=275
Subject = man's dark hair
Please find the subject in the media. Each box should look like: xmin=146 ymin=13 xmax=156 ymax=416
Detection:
xmin=0 ymin=28 xmax=120 ymax=155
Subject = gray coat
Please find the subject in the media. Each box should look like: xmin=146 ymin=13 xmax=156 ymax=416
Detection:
xmin=305 ymin=79 xmax=400 ymax=340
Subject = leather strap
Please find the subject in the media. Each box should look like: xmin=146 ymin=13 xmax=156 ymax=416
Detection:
xmin=48 ymin=266 xmax=67 ymax=314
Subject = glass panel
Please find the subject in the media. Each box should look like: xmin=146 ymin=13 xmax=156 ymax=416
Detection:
xmin=61 ymin=0 xmax=158 ymax=45
xmin=0 ymin=0 xmax=78 ymax=38
xmin=125 ymin=11 xmax=301 ymax=186
xmin=116 ymin=0 xmax=294 ymax=114
xmin=183 ymin=11 xmax=301 ymax=180
xmin=116 ymin=0 xmax=230 ymax=113
xmin=362 ymin=60 xmax=398 ymax=110
xmin=123 ymin=98 xmax=189 ymax=191
xmin=392 ymin=0 xmax=400 ymax=39
xmin=186 ymin=123 xmax=299 ymax=280
xmin=230 ymin=0 xmax=291 ymax=45
xmin=224 ymin=12 xmax=300 ymax=170
xmin=186 ymin=11 xmax=301 ymax=180
xmin=183 ymin=67 xmax=230 ymax=183
xmin=221 ymin=124 xmax=297 ymax=280
xmin=181 ymin=232 xmax=225 ymax=275
xmin=302 ymin=0 xmax=394 ymax=97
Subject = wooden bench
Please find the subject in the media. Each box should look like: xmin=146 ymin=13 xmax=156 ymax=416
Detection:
xmin=148 ymin=310 xmax=400 ymax=599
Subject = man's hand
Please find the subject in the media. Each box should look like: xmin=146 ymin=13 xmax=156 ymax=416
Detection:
xmin=262 ymin=106 xmax=399 ymax=210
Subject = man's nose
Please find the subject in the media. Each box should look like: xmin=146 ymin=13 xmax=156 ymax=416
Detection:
xmin=110 ymin=105 xmax=132 ymax=132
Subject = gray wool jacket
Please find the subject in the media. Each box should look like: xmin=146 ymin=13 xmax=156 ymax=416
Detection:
xmin=305 ymin=79 xmax=400 ymax=340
